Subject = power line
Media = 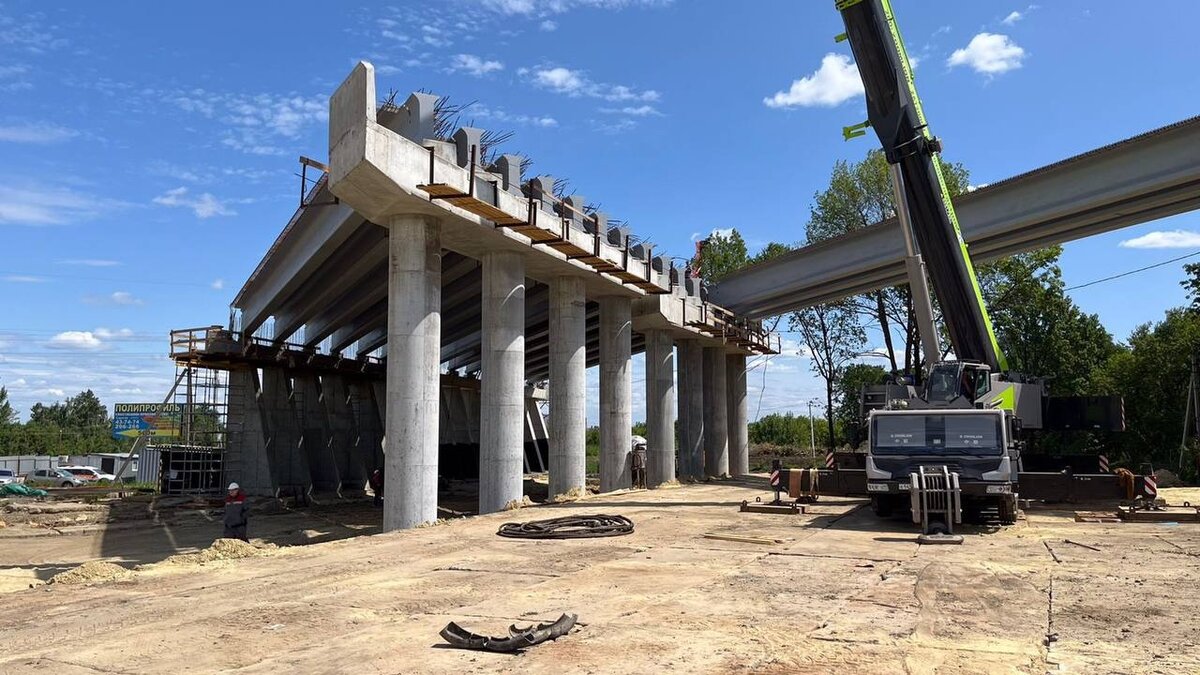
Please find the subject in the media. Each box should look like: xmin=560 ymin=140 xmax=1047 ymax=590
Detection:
xmin=1065 ymin=250 xmax=1200 ymax=291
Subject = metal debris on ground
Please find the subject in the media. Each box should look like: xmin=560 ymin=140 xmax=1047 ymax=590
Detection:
xmin=497 ymin=515 xmax=633 ymax=539
xmin=439 ymin=613 xmax=578 ymax=653
xmin=739 ymin=497 xmax=803 ymax=515
xmin=702 ymin=533 xmax=785 ymax=545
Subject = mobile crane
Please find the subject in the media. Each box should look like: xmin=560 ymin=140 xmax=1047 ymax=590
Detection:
xmin=767 ymin=0 xmax=1129 ymax=532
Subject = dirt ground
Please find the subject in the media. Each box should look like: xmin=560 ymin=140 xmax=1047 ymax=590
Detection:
xmin=1 ymin=480 xmax=1198 ymax=674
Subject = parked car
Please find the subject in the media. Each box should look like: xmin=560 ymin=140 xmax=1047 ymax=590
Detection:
xmin=0 ymin=469 xmax=17 ymax=485
xmin=60 ymin=466 xmax=117 ymax=482
xmin=25 ymin=468 xmax=86 ymax=488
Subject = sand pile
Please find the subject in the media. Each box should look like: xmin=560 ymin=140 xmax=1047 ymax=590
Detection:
xmin=548 ymin=486 xmax=589 ymax=504
xmin=502 ymin=495 xmax=535 ymax=511
xmin=50 ymin=561 xmax=132 ymax=586
xmin=159 ymin=538 xmax=272 ymax=566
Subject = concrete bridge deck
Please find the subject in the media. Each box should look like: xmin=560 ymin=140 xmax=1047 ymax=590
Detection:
xmin=711 ymin=116 xmax=1200 ymax=318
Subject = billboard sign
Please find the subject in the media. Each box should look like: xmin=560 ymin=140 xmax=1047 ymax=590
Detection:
xmin=112 ymin=403 xmax=182 ymax=440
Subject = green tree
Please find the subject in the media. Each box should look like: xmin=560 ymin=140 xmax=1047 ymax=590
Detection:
xmin=748 ymin=241 xmax=795 ymax=265
xmin=748 ymin=412 xmax=828 ymax=453
xmin=0 ymin=386 xmax=16 ymax=426
xmin=834 ymin=363 xmax=888 ymax=447
xmin=791 ymin=301 xmax=866 ymax=450
xmin=1095 ymin=308 xmax=1200 ymax=478
xmin=28 ymin=401 xmax=66 ymax=427
xmin=1181 ymin=261 xmax=1200 ymax=311
xmin=692 ymin=230 xmax=748 ymax=281
xmin=65 ymin=390 xmax=109 ymax=429
xmin=978 ymin=247 xmax=1117 ymax=395
xmin=807 ymin=150 xmax=970 ymax=376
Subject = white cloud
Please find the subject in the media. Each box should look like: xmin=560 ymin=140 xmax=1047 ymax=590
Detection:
xmin=599 ymin=105 xmax=661 ymax=116
xmin=0 ymin=352 xmax=177 ymax=420
xmin=528 ymin=66 xmax=659 ymax=102
xmin=152 ymin=186 xmax=237 ymax=218
xmin=534 ymin=66 xmax=585 ymax=94
xmin=47 ymin=331 xmax=105 ymax=351
xmin=0 ymin=123 xmax=76 ymax=143
xmin=480 ymin=0 xmax=671 ymax=15
xmin=539 ymin=19 xmax=558 ymax=31
xmin=1001 ymin=11 xmax=1023 ymax=25
xmin=450 ymin=53 xmax=504 ymax=77
xmin=591 ymin=118 xmax=636 ymax=134
xmin=763 ymin=53 xmax=864 ymax=108
xmin=111 ymin=292 xmax=142 ymax=306
xmin=58 ymin=259 xmax=120 ymax=267
xmin=0 ymin=9 xmax=67 ymax=54
xmin=84 ymin=291 xmax=144 ymax=307
xmin=93 ymin=327 xmax=134 ymax=339
xmin=0 ymin=180 xmax=129 ymax=226
xmin=948 ymin=33 xmax=1026 ymax=75
xmin=0 ymin=63 xmax=31 ymax=91
xmin=168 ymin=89 xmax=328 ymax=156
xmin=466 ymin=104 xmax=558 ymax=128
xmin=3 ymin=275 xmax=44 ymax=283
xmin=1119 ymin=230 xmax=1200 ymax=249
xmin=211 ymin=278 xmax=225 ymax=290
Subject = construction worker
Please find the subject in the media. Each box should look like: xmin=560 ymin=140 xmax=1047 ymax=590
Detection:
xmin=223 ymin=482 xmax=250 ymax=542
xmin=369 ymin=466 xmax=385 ymax=506
xmin=631 ymin=436 xmax=648 ymax=489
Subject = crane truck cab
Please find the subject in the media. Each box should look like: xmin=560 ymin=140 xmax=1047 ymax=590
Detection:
xmin=865 ymin=406 xmax=1020 ymax=524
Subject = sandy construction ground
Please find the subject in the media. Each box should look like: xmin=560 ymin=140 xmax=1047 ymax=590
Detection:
xmin=1 ymin=480 xmax=1198 ymax=674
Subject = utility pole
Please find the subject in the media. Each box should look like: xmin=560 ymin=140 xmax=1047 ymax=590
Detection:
xmin=807 ymin=398 xmax=819 ymax=458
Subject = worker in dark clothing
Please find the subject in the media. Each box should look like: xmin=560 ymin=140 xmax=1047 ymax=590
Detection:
xmin=369 ymin=467 xmax=384 ymax=506
xmin=223 ymin=482 xmax=250 ymax=542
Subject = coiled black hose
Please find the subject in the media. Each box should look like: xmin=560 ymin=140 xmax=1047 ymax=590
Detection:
xmin=496 ymin=514 xmax=634 ymax=539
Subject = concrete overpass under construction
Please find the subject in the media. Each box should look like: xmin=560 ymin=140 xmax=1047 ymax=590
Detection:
xmin=174 ymin=62 xmax=775 ymax=531
xmin=710 ymin=116 xmax=1200 ymax=319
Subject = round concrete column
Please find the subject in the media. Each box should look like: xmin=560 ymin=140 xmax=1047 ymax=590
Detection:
xmin=479 ymin=251 xmax=526 ymax=514
xmin=703 ymin=346 xmax=729 ymax=478
xmin=383 ymin=214 xmax=441 ymax=531
xmin=677 ymin=339 xmax=705 ymax=480
xmin=548 ymin=276 xmax=587 ymax=498
xmin=599 ymin=296 xmax=632 ymax=492
xmin=726 ymin=352 xmax=749 ymax=477
xmin=644 ymin=329 xmax=676 ymax=486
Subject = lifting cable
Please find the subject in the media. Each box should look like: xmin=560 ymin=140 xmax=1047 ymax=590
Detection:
xmin=497 ymin=514 xmax=634 ymax=539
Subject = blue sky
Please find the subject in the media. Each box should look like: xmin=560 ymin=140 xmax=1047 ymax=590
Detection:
xmin=1 ymin=0 xmax=1198 ymax=424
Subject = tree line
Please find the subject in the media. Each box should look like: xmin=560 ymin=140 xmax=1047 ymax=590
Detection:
xmin=0 ymin=388 xmax=127 ymax=456
xmin=697 ymin=149 xmax=1200 ymax=481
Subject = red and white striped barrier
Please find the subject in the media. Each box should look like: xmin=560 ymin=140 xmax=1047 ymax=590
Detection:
xmin=1098 ymin=454 xmax=1110 ymax=473
xmin=769 ymin=469 xmax=780 ymax=488
xmin=1144 ymin=474 xmax=1158 ymax=499
xmin=825 ymin=451 xmax=835 ymax=469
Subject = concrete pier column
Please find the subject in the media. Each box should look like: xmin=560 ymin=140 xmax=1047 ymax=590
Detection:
xmin=703 ymin=347 xmax=729 ymax=478
xmin=644 ymin=329 xmax=676 ymax=487
xmin=726 ymin=353 xmax=749 ymax=477
xmin=677 ymin=340 xmax=705 ymax=480
xmin=479 ymin=251 xmax=526 ymax=513
xmin=548 ymin=276 xmax=587 ymax=498
xmin=599 ymin=296 xmax=632 ymax=492
xmin=383 ymin=214 xmax=441 ymax=531
xmin=226 ymin=369 xmax=273 ymax=496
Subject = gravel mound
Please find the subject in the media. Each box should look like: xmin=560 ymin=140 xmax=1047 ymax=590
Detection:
xmin=50 ymin=561 xmax=132 ymax=585
xmin=160 ymin=538 xmax=272 ymax=566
